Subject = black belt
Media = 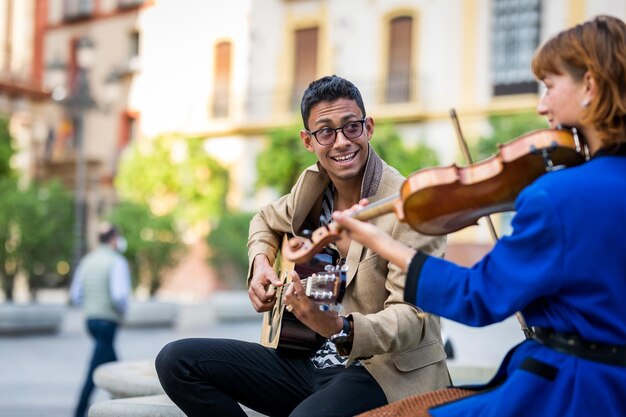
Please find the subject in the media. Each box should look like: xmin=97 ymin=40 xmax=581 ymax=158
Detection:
xmin=533 ymin=327 xmax=626 ymax=367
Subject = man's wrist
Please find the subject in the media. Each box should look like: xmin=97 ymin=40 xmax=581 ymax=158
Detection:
xmin=253 ymin=253 xmax=269 ymax=267
xmin=330 ymin=316 xmax=353 ymax=344
xmin=333 ymin=316 xmax=344 ymax=335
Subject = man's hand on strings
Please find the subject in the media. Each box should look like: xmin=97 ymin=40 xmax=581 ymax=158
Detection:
xmin=283 ymin=271 xmax=343 ymax=338
xmin=248 ymin=254 xmax=282 ymax=312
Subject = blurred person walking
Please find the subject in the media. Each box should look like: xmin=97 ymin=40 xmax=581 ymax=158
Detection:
xmin=70 ymin=223 xmax=131 ymax=417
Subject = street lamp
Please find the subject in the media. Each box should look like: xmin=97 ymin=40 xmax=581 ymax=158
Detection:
xmin=46 ymin=36 xmax=120 ymax=270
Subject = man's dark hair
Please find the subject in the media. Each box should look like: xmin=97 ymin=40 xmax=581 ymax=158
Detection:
xmin=98 ymin=224 xmax=118 ymax=243
xmin=300 ymin=75 xmax=366 ymax=130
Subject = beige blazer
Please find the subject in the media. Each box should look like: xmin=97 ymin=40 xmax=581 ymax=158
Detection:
xmin=247 ymin=147 xmax=450 ymax=402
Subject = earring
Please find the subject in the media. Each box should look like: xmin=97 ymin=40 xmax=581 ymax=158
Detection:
xmin=581 ymin=98 xmax=590 ymax=108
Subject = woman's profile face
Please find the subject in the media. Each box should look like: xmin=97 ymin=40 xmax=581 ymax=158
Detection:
xmin=536 ymin=71 xmax=587 ymax=130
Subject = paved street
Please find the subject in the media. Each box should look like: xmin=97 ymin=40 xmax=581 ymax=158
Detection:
xmin=0 ymin=301 xmax=524 ymax=417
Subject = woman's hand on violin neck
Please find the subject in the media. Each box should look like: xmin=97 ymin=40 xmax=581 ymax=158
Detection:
xmin=332 ymin=209 xmax=381 ymax=246
xmin=332 ymin=210 xmax=416 ymax=273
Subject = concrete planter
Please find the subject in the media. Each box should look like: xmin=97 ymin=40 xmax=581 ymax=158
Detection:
xmin=88 ymin=394 xmax=185 ymax=417
xmin=123 ymin=300 xmax=179 ymax=328
xmin=0 ymin=303 xmax=65 ymax=335
xmin=94 ymin=360 xmax=162 ymax=399
xmin=91 ymin=359 xmax=268 ymax=417
xmin=208 ymin=290 xmax=260 ymax=322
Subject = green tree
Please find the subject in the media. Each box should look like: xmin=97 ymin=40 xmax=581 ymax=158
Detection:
xmin=18 ymin=181 xmax=74 ymax=297
xmin=472 ymin=112 xmax=548 ymax=161
xmin=0 ymin=117 xmax=15 ymax=179
xmin=0 ymin=179 xmax=73 ymax=301
xmin=114 ymin=134 xmax=231 ymax=294
xmin=0 ymin=179 xmax=21 ymax=301
xmin=115 ymin=135 xmax=230 ymax=231
xmin=256 ymin=125 xmax=317 ymax=195
xmin=0 ymin=121 xmax=73 ymax=301
xmin=206 ymin=211 xmax=255 ymax=289
xmin=371 ymin=122 xmax=439 ymax=176
xmin=0 ymin=117 xmax=16 ymax=299
xmin=108 ymin=201 xmax=182 ymax=296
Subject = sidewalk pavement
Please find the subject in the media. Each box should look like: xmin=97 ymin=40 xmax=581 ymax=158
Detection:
xmin=0 ymin=301 xmax=523 ymax=417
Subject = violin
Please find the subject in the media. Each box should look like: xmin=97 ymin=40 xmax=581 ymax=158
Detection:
xmin=283 ymin=127 xmax=588 ymax=264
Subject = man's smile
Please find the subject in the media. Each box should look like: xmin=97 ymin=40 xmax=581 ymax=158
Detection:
xmin=331 ymin=151 xmax=358 ymax=163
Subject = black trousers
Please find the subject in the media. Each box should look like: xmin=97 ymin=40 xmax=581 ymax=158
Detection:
xmin=155 ymin=338 xmax=387 ymax=417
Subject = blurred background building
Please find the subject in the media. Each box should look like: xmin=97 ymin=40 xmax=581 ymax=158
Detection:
xmin=2 ymin=0 xmax=625 ymax=298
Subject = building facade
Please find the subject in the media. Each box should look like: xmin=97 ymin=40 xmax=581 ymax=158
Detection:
xmin=0 ymin=0 xmax=48 ymax=186
xmin=3 ymin=0 xmax=626 ymax=249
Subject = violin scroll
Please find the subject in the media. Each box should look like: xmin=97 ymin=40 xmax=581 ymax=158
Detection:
xmin=284 ymin=223 xmax=343 ymax=264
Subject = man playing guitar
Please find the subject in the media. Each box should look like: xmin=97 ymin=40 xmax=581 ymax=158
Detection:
xmin=156 ymin=75 xmax=450 ymax=417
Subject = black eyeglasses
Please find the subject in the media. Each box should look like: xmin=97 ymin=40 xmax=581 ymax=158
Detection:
xmin=308 ymin=118 xmax=367 ymax=146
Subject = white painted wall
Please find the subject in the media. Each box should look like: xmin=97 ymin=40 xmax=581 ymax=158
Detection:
xmin=131 ymin=0 xmax=253 ymax=137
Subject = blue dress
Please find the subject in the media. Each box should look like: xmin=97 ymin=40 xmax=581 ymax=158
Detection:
xmin=405 ymin=144 xmax=626 ymax=416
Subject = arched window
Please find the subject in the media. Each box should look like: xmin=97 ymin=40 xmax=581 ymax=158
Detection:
xmin=491 ymin=0 xmax=541 ymax=95
xmin=212 ymin=41 xmax=232 ymax=118
xmin=64 ymin=0 xmax=94 ymax=20
xmin=386 ymin=16 xmax=413 ymax=103
xmin=292 ymin=27 xmax=318 ymax=111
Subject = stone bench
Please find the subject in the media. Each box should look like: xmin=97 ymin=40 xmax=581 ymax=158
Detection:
xmin=93 ymin=360 xmax=163 ymax=399
xmin=126 ymin=292 xmax=260 ymax=331
xmin=123 ymin=301 xmax=179 ymax=328
xmin=90 ymin=359 xmax=267 ymax=417
xmin=208 ymin=290 xmax=260 ymax=322
xmin=88 ymin=394 xmax=267 ymax=417
xmin=88 ymin=394 xmax=184 ymax=417
xmin=0 ymin=303 xmax=65 ymax=335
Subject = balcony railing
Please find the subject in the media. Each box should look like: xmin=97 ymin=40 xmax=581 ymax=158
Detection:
xmin=118 ymin=0 xmax=145 ymax=9
xmin=63 ymin=0 xmax=94 ymax=21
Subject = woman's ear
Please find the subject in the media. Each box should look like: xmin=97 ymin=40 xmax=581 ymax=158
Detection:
xmin=583 ymin=70 xmax=597 ymax=104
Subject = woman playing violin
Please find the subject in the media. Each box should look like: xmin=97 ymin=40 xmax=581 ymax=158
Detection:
xmin=333 ymin=15 xmax=626 ymax=417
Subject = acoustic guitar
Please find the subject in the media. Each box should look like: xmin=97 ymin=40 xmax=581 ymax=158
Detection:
xmin=260 ymin=236 xmax=347 ymax=353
